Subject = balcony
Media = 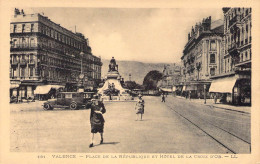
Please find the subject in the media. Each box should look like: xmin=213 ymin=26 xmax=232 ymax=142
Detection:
xmin=228 ymin=15 xmax=241 ymax=28
xmin=13 ymin=76 xmax=39 ymax=81
xmin=228 ymin=42 xmax=239 ymax=55
xmin=10 ymin=43 xmax=39 ymax=51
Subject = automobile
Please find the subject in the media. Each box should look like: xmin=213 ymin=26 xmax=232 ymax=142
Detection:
xmin=43 ymin=92 xmax=94 ymax=110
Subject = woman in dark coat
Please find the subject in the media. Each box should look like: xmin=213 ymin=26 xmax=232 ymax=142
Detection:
xmin=89 ymin=95 xmax=106 ymax=148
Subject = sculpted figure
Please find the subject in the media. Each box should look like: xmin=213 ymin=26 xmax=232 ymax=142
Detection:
xmin=108 ymin=57 xmax=118 ymax=72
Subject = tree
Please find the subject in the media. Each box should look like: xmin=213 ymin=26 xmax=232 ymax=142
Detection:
xmin=143 ymin=70 xmax=163 ymax=90
xmin=124 ymin=81 xmax=140 ymax=90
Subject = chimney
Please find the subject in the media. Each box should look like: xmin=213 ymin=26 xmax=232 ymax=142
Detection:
xmin=202 ymin=16 xmax=211 ymax=31
xmin=192 ymin=26 xmax=195 ymax=35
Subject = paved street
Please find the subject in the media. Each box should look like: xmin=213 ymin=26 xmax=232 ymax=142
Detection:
xmin=10 ymin=96 xmax=250 ymax=153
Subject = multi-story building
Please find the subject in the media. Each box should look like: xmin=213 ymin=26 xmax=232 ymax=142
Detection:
xmin=10 ymin=9 xmax=102 ymax=100
xmin=209 ymin=8 xmax=251 ymax=105
xmin=181 ymin=16 xmax=224 ymax=98
xmin=160 ymin=63 xmax=181 ymax=92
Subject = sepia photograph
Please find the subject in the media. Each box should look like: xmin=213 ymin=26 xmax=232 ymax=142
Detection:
xmin=1 ymin=1 xmax=260 ymax=164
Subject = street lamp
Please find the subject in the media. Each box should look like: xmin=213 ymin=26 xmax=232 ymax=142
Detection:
xmin=78 ymin=52 xmax=85 ymax=92
xmin=80 ymin=52 xmax=84 ymax=74
xmin=204 ymin=84 xmax=207 ymax=104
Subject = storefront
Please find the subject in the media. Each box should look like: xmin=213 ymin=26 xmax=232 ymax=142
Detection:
xmin=209 ymin=75 xmax=251 ymax=105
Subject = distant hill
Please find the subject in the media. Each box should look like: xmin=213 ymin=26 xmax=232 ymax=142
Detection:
xmin=101 ymin=59 xmax=173 ymax=84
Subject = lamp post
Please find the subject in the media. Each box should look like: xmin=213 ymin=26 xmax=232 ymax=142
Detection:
xmin=78 ymin=52 xmax=85 ymax=92
xmin=204 ymin=84 xmax=207 ymax=104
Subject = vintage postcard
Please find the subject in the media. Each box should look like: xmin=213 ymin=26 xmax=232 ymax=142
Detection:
xmin=0 ymin=0 xmax=259 ymax=163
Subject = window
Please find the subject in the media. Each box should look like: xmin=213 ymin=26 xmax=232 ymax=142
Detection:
xmin=245 ymin=51 xmax=248 ymax=60
xmin=210 ymin=54 xmax=216 ymax=63
xmin=21 ymin=67 xmax=25 ymax=77
xmin=13 ymin=67 xmax=18 ymax=77
xmin=12 ymin=39 xmax=17 ymax=48
xmin=30 ymin=38 xmax=35 ymax=47
xmin=31 ymin=24 xmax=34 ymax=32
xmin=210 ymin=68 xmax=215 ymax=76
xmin=65 ymin=93 xmax=72 ymax=98
xmin=22 ymin=24 xmax=25 ymax=33
xmin=22 ymin=38 xmax=26 ymax=47
xmin=29 ymin=67 xmax=33 ymax=76
xmin=13 ymin=25 xmax=17 ymax=33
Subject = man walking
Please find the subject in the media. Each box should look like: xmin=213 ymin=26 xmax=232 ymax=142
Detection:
xmin=161 ymin=93 xmax=165 ymax=103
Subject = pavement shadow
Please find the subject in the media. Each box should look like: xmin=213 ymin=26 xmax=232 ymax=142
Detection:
xmin=136 ymin=119 xmax=150 ymax=121
xmin=94 ymin=142 xmax=120 ymax=147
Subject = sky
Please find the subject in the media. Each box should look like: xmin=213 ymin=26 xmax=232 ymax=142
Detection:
xmin=24 ymin=8 xmax=223 ymax=63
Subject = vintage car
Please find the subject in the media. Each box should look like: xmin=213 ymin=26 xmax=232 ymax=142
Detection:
xmin=43 ymin=92 xmax=94 ymax=110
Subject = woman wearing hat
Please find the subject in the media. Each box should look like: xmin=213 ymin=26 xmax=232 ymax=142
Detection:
xmin=135 ymin=94 xmax=145 ymax=121
xmin=89 ymin=94 xmax=106 ymax=148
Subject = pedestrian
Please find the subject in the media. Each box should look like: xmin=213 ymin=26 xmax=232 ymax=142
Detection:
xmin=89 ymin=94 xmax=106 ymax=148
xmin=161 ymin=93 xmax=165 ymax=102
xmin=135 ymin=94 xmax=145 ymax=121
xmin=214 ymin=93 xmax=218 ymax=104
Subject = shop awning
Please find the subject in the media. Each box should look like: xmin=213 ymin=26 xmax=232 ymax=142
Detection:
xmin=183 ymin=85 xmax=196 ymax=91
xmin=160 ymin=88 xmax=172 ymax=92
xmin=209 ymin=76 xmax=237 ymax=93
xmin=34 ymin=85 xmax=64 ymax=94
xmin=10 ymin=84 xmax=19 ymax=89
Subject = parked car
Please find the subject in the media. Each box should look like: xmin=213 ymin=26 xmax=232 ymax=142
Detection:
xmin=43 ymin=92 xmax=94 ymax=110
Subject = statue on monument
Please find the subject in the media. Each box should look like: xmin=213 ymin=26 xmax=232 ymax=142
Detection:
xmin=108 ymin=57 xmax=118 ymax=72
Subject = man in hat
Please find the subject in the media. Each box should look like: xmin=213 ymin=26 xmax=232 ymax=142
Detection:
xmin=88 ymin=94 xmax=106 ymax=148
xmin=135 ymin=94 xmax=145 ymax=121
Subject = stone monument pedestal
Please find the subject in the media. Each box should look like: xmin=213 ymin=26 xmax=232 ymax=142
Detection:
xmin=98 ymin=57 xmax=133 ymax=101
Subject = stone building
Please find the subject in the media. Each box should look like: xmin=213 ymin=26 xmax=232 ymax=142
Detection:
xmin=209 ymin=8 xmax=251 ymax=105
xmin=181 ymin=16 xmax=224 ymax=98
xmin=10 ymin=9 xmax=102 ymax=100
xmin=159 ymin=63 xmax=181 ymax=92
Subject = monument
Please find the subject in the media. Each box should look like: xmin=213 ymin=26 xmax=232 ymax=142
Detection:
xmin=98 ymin=57 xmax=133 ymax=101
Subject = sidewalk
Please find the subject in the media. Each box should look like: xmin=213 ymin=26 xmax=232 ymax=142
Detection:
xmin=175 ymin=96 xmax=251 ymax=114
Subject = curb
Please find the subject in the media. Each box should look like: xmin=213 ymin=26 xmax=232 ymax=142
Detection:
xmin=204 ymin=104 xmax=250 ymax=114
xmin=175 ymin=96 xmax=250 ymax=114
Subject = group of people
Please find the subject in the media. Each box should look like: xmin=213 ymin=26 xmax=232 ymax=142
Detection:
xmin=88 ymin=93 xmax=145 ymax=148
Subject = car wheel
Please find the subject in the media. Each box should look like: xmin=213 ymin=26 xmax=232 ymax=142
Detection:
xmin=70 ymin=102 xmax=78 ymax=110
xmin=43 ymin=103 xmax=53 ymax=110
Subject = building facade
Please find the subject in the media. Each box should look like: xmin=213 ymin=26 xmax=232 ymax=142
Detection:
xmin=209 ymin=8 xmax=251 ymax=105
xmin=181 ymin=16 xmax=224 ymax=98
xmin=159 ymin=63 xmax=181 ymax=91
xmin=10 ymin=9 xmax=102 ymax=100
